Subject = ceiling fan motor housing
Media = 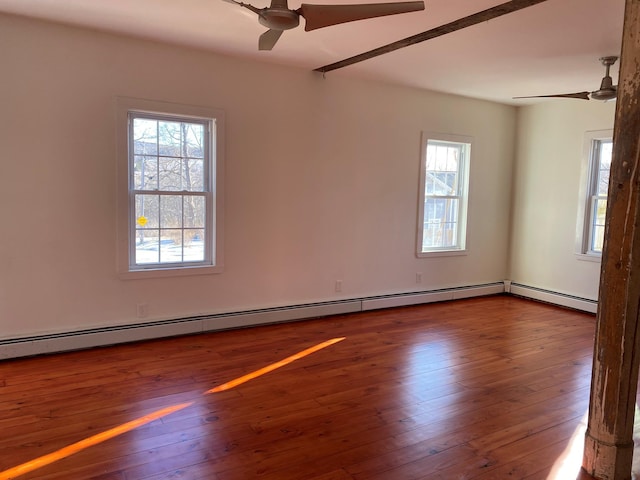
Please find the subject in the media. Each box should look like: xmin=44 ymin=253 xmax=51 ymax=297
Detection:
xmin=590 ymin=86 xmax=617 ymax=101
xmin=258 ymin=8 xmax=300 ymax=30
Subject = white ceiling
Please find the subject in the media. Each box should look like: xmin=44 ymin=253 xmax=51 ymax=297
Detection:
xmin=0 ymin=0 xmax=625 ymax=105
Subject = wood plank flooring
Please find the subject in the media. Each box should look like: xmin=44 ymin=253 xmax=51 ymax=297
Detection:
xmin=0 ymin=295 xmax=603 ymax=479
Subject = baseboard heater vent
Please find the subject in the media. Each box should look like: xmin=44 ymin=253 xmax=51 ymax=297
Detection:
xmin=509 ymin=282 xmax=597 ymax=314
xmin=361 ymin=283 xmax=504 ymax=310
xmin=0 ymin=283 xmax=504 ymax=360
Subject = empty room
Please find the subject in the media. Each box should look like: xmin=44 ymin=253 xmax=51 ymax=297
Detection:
xmin=1 ymin=0 xmax=637 ymax=479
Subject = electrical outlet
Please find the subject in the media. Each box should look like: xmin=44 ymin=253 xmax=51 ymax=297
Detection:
xmin=335 ymin=280 xmax=343 ymax=292
xmin=416 ymin=272 xmax=422 ymax=284
xmin=136 ymin=303 xmax=148 ymax=318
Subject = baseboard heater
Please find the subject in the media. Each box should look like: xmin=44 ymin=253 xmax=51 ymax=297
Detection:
xmin=508 ymin=282 xmax=598 ymax=314
xmin=0 ymin=282 xmax=505 ymax=360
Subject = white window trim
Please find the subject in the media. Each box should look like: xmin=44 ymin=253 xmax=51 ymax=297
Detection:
xmin=416 ymin=132 xmax=472 ymax=258
xmin=574 ymin=129 xmax=612 ymax=263
xmin=116 ymin=97 xmax=225 ymax=279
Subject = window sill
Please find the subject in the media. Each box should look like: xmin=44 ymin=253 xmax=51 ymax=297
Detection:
xmin=417 ymin=249 xmax=468 ymax=259
xmin=119 ymin=264 xmax=223 ymax=280
xmin=575 ymin=253 xmax=602 ymax=263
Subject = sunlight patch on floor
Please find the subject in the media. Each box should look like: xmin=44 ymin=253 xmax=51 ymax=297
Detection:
xmin=548 ymin=404 xmax=640 ymax=480
xmin=632 ymin=403 xmax=640 ymax=480
xmin=547 ymin=412 xmax=588 ymax=480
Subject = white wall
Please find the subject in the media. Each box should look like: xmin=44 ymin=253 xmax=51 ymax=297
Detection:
xmin=509 ymin=100 xmax=615 ymax=300
xmin=0 ymin=14 xmax=516 ymax=339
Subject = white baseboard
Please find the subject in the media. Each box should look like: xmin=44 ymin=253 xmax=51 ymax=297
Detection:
xmin=509 ymin=282 xmax=597 ymax=314
xmin=361 ymin=283 xmax=504 ymax=310
xmin=0 ymin=283 xmax=504 ymax=360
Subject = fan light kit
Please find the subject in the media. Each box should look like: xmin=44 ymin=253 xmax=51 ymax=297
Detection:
xmin=224 ymin=0 xmax=425 ymax=50
xmin=515 ymin=56 xmax=619 ymax=101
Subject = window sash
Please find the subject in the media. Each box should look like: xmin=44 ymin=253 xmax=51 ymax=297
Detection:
xmin=130 ymin=191 xmax=214 ymax=267
xmin=422 ymin=196 xmax=460 ymax=247
xmin=588 ymin=195 xmax=607 ymax=254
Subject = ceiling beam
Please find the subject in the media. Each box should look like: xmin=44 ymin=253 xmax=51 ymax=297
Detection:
xmin=314 ymin=0 xmax=549 ymax=74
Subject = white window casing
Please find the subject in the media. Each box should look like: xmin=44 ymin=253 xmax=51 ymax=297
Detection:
xmin=417 ymin=132 xmax=472 ymax=257
xmin=575 ymin=129 xmax=613 ymax=262
xmin=116 ymin=97 xmax=225 ymax=278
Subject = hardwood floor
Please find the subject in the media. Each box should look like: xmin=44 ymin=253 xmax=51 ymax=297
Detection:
xmin=0 ymin=295 xmax=601 ymax=479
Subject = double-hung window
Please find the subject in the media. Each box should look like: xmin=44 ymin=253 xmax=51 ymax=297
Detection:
xmin=117 ymin=98 xmax=224 ymax=277
xmin=417 ymin=133 xmax=471 ymax=256
xmin=579 ymin=133 xmax=613 ymax=255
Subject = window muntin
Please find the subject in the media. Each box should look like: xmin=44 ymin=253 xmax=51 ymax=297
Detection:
xmin=129 ymin=113 xmax=213 ymax=269
xmin=586 ymin=138 xmax=613 ymax=254
xmin=417 ymin=134 xmax=471 ymax=256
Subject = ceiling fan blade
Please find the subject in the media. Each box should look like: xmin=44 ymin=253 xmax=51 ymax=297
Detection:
xmin=222 ymin=0 xmax=263 ymax=15
xmin=259 ymin=29 xmax=284 ymax=50
xmin=513 ymin=92 xmax=591 ymax=100
xmin=299 ymin=1 xmax=424 ymax=32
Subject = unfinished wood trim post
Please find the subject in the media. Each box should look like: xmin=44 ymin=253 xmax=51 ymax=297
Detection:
xmin=583 ymin=1 xmax=640 ymax=478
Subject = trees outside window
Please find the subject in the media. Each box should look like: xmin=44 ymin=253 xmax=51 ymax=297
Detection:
xmin=131 ymin=115 xmax=210 ymax=266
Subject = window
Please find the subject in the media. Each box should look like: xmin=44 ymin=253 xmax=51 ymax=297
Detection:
xmin=417 ymin=133 xmax=471 ymax=256
xmin=576 ymin=130 xmax=613 ymax=259
xmin=117 ymin=98 xmax=224 ymax=277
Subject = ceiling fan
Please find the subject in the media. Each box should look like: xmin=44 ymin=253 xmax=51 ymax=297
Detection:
xmin=514 ymin=56 xmax=619 ymax=101
xmin=224 ymin=0 xmax=425 ymax=50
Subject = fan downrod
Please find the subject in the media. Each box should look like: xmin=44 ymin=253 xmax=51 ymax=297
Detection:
xmin=591 ymin=56 xmax=618 ymax=101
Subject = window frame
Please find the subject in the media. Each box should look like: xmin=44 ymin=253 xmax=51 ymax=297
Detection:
xmin=116 ymin=97 xmax=225 ymax=278
xmin=416 ymin=132 xmax=472 ymax=257
xmin=575 ymin=129 xmax=613 ymax=262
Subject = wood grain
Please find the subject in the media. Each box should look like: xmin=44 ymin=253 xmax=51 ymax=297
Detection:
xmin=583 ymin=1 xmax=640 ymax=478
xmin=0 ymin=296 xmax=602 ymax=479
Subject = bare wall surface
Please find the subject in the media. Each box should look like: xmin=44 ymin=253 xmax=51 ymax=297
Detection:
xmin=510 ymin=100 xmax=615 ymax=301
xmin=0 ymin=14 xmax=516 ymax=339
